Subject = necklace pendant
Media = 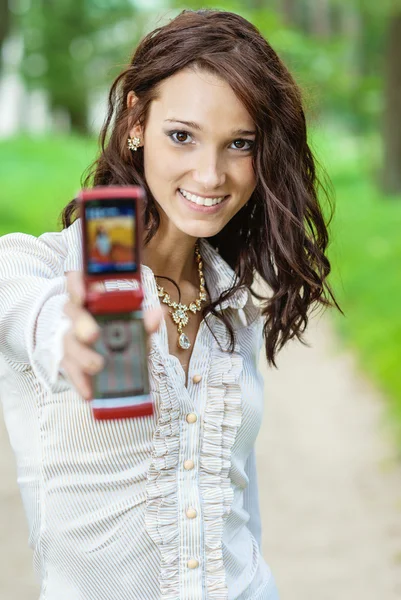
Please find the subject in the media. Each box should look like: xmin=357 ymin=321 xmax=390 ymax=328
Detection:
xmin=178 ymin=332 xmax=191 ymax=350
xmin=155 ymin=242 xmax=205 ymax=353
xmin=172 ymin=305 xmax=189 ymax=328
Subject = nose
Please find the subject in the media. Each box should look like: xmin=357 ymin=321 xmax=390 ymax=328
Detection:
xmin=192 ymin=148 xmax=226 ymax=191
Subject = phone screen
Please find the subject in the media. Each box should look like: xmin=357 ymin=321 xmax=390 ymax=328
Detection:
xmin=84 ymin=199 xmax=137 ymax=275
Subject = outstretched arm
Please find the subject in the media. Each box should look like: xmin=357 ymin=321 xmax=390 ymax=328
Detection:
xmin=0 ymin=232 xmax=71 ymax=393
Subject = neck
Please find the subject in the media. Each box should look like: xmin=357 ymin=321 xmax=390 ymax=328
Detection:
xmin=142 ymin=226 xmax=199 ymax=288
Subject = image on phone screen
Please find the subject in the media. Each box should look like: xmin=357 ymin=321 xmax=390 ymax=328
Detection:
xmin=85 ymin=201 xmax=137 ymax=275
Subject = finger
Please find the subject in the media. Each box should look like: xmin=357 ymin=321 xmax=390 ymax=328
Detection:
xmin=63 ymin=300 xmax=83 ymax=320
xmin=144 ymin=307 xmax=163 ymax=335
xmin=61 ymin=356 xmax=93 ymax=401
xmin=64 ymin=330 xmax=105 ymax=375
xmin=66 ymin=271 xmax=85 ymax=306
xmin=64 ymin=302 xmax=100 ymax=344
xmin=74 ymin=316 xmax=101 ymax=344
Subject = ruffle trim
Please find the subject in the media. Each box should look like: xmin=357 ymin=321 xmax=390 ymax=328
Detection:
xmin=145 ymin=345 xmax=181 ymax=599
xmin=200 ymin=319 xmax=243 ymax=599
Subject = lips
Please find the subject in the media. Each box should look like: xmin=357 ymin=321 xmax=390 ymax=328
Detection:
xmin=179 ymin=188 xmax=227 ymax=207
xmin=177 ymin=188 xmax=229 ymax=213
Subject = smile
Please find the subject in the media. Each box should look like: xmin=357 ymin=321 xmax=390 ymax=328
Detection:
xmin=179 ymin=188 xmax=226 ymax=207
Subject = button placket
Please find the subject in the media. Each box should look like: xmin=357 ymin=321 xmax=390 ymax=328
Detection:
xmin=177 ymin=328 xmax=208 ymax=598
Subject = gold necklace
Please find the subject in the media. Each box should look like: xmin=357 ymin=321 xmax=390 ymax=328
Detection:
xmin=155 ymin=244 xmax=207 ymax=350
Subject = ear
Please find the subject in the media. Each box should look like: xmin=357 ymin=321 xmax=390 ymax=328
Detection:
xmin=127 ymin=91 xmax=143 ymax=143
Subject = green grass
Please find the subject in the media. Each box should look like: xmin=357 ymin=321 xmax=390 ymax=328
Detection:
xmin=0 ymin=134 xmax=97 ymax=237
xmin=1 ymin=130 xmax=401 ymax=443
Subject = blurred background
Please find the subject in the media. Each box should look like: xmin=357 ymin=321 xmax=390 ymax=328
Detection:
xmin=0 ymin=0 xmax=400 ymax=598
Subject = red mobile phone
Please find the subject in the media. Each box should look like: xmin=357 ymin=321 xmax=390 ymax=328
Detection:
xmin=77 ymin=186 xmax=153 ymax=420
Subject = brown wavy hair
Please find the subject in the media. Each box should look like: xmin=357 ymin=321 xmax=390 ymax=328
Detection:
xmin=60 ymin=8 xmax=341 ymax=366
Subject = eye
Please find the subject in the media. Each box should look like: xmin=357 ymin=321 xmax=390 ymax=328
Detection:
xmin=168 ymin=130 xmax=193 ymax=144
xmin=231 ymin=139 xmax=254 ymax=151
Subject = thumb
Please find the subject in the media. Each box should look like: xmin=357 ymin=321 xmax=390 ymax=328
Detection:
xmin=66 ymin=271 xmax=85 ymax=306
xmin=143 ymin=306 xmax=163 ymax=335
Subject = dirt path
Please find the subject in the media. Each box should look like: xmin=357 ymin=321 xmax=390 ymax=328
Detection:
xmin=0 ymin=417 xmax=40 ymax=597
xmin=258 ymin=313 xmax=401 ymax=600
xmin=1 ymin=313 xmax=401 ymax=598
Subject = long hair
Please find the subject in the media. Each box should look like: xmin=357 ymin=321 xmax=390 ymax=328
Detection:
xmin=60 ymin=8 xmax=341 ymax=367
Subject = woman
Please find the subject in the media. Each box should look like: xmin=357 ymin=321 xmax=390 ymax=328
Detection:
xmin=0 ymin=9 xmax=339 ymax=600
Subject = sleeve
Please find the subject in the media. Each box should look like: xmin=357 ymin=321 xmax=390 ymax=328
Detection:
xmin=0 ymin=231 xmax=72 ymax=393
xmin=243 ymin=447 xmax=263 ymax=550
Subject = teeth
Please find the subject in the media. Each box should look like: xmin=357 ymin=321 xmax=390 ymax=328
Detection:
xmin=179 ymin=188 xmax=225 ymax=206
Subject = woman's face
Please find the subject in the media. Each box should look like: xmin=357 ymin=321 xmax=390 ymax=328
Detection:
xmin=130 ymin=68 xmax=257 ymax=239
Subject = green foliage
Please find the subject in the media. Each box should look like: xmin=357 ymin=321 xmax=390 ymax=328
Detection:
xmin=19 ymin=0 xmax=141 ymax=131
xmin=8 ymin=0 xmax=391 ymax=133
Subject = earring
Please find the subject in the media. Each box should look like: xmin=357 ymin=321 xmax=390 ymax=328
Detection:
xmin=128 ymin=136 xmax=141 ymax=152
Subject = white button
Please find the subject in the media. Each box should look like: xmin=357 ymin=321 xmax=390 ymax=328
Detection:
xmin=186 ymin=413 xmax=198 ymax=424
xmin=192 ymin=374 xmax=202 ymax=384
xmin=184 ymin=459 xmax=195 ymax=470
xmin=187 ymin=559 xmax=199 ymax=569
xmin=186 ymin=507 xmax=197 ymax=519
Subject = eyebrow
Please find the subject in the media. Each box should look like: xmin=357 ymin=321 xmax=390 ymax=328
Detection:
xmin=164 ymin=118 xmax=256 ymax=136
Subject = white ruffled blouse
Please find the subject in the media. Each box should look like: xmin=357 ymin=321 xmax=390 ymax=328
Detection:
xmin=0 ymin=219 xmax=279 ymax=600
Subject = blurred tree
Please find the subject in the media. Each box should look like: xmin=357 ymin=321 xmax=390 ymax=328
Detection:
xmin=20 ymin=0 xmax=140 ymax=134
xmin=41 ymin=0 xmax=92 ymax=133
xmin=0 ymin=0 xmax=11 ymax=72
xmin=309 ymin=0 xmax=331 ymax=39
xmin=248 ymin=0 xmax=264 ymax=7
xmin=281 ymin=0 xmax=297 ymax=26
xmin=382 ymin=10 xmax=401 ymax=194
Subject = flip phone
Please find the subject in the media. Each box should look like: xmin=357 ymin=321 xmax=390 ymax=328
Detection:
xmin=78 ymin=186 xmax=153 ymax=420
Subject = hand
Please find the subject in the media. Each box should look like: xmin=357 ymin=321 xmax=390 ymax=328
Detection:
xmin=61 ymin=271 xmax=162 ymax=401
